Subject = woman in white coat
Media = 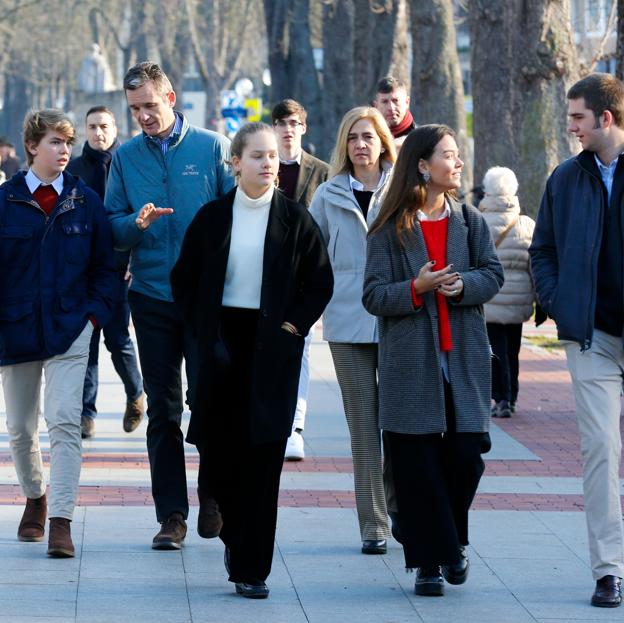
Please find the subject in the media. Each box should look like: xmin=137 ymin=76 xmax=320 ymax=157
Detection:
xmin=310 ymin=107 xmax=396 ymax=554
xmin=480 ymin=167 xmax=535 ymax=418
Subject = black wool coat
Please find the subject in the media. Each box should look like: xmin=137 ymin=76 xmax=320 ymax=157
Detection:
xmin=170 ymin=187 xmax=334 ymax=445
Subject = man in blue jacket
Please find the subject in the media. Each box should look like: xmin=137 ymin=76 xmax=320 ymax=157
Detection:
xmin=530 ymin=73 xmax=624 ymax=608
xmin=106 ymin=61 xmax=234 ymax=550
xmin=0 ymin=109 xmax=116 ymax=558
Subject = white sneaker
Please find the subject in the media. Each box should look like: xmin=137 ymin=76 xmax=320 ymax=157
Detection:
xmin=284 ymin=430 xmax=305 ymax=461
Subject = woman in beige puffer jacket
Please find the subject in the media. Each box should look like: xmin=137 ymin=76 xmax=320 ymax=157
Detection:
xmin=480 ymin=167 xmax=535 ymax=418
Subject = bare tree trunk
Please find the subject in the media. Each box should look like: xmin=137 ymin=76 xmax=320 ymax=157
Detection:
xmin=322 ymin=0 xmax=356 ymax=157
xmin=353 ymin=1 xmax=399 ymax=105
xmin=409 ymin=0 xmax=472 ymax=192
xmin=389 ymin=0 xmax=410 ymax=86
xmin=469 ymin=0 xmax=515 ymax=187
xmin=470 ymin=0 xmax=577 ymax=216
xmin=263 ymin=0 xmax=290 ymax=100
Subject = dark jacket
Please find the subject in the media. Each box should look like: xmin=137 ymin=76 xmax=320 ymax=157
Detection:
xmin=67 ymin=140 xmax=120 ymax=201
xmin=529 ymin=151 xmax=614 ymax=349
xmin=67 ymin=140 xmax=128 ymax=272
xmin=0 ymin=171 xmax=116 ymax=365
xmin=170 ymin=187 xmax=333 ymax=445
xmin=294 ymin=150 xmax=329 ymax=208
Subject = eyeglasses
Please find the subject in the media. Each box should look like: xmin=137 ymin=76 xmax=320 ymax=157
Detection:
xmin=275 ymin=120 xmax=304 ymax=129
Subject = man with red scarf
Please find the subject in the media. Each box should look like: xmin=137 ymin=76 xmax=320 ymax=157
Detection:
xmin=373 ymin=76 xmax=416 ymax=148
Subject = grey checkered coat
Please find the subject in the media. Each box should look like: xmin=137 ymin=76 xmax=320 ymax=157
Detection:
xmin=362 ymin=199 xmax=504 ymax=435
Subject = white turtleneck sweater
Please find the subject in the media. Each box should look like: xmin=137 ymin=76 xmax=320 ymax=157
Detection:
xmin=222 ymin=185 xmax=273 ymax=309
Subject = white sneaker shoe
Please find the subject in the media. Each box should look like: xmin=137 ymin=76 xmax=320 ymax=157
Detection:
xmin=284 ymin=430 xmax=305 ymax=461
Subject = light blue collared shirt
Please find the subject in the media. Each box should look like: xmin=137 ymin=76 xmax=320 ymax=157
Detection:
xmin=148 ymin=112 xmax=183 ymax=156
xmin=25 ymin=168 xmax=64 ymax=195
xmin=594 ymin=153 xmax=620 ymax=203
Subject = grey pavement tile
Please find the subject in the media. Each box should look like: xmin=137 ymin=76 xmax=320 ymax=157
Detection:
xmin=78 ymin=550 xmax=184 ymax=580
xmin=0 ymin=618 xmax=75 ymax=623
xmin=0 ymin=542 xmax=81 ymax=571
xmin=186 ymin=571 xmax=307 ymax=623
xmin=0 ymin=583 xmax=76 ymax=617
xmin=488 ymin=423 xmax=540 ymax=461
xmin=481 ymin=556 xmax=623 ymax=621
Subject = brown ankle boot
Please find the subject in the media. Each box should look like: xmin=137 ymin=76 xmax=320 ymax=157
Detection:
xmin=18 ymin=494 xmax=47 ymax=542
xmin=47 ymin=517 xmax=74 ymax=558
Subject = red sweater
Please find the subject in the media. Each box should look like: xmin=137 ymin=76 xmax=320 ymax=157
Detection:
xmin=410 ymin=218 xmax=453 ymax=351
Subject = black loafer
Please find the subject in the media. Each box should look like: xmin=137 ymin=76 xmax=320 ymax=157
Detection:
xmin=442 ymin=546 xmax=469 ymax=585
xmin=235 ymin=582 xmax=270 ymax=599
xmin=415 ymin=566 xmax=444 ymax=596
xmin=591 ymin=575 xmax=622 ymax=608
xmin=361 ymin=539 xmax=387 ymax=554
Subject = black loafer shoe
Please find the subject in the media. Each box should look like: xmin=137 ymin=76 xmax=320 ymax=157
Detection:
xmin=361 ymin=539 xmax=387 ymax=554
xmin=235 ymin=582 xmax=270 ymax=599
xmin=591 ymin=575 xmax=622 ymax=608
xmin=442 ymin=546 xmax=469 ymax=585
xmin=415 ymin=566 xmax=444 ymax=596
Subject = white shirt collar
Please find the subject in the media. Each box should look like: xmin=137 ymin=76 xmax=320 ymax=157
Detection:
xmin=417 ymin=201 xmax=451 ymax=222
xmin=25 ymin=168 xmax=64 ymax=196
xmin=349 ymin=168 xmax=388 ymax=192
xmin=280 ymin=150 xmax=302 ymax=165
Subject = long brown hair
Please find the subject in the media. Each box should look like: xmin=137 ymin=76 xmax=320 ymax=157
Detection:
xmin=368 ymin=124 xmax=457 ymax=244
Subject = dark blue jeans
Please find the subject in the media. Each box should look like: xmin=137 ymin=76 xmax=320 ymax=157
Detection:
xmin=82 ymin=275 xmax=143 ymax=418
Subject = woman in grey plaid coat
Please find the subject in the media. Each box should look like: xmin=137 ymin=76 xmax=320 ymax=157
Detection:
xmin=363 ymin=125 xmax=503 ymax=597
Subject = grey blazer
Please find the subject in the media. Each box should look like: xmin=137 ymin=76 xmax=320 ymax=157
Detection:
xmin=362 ymin=200 xmax=504 ymax=435
xmin=295 ymin=150 xmax=329 ymax=208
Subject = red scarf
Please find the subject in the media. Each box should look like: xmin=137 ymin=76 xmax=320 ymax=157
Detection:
xmin=391 ymin=110 xmax=414 ymax=138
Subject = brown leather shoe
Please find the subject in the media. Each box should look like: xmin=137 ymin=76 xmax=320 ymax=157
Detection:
xmin=591 ymin=575 xmax=622 ymax=607
xmin=18 ymin=494 xmax=47 ymax=542
xmin=197 ymin=488 xmax=223 ymax=538
xmin=81 ymin=415 xmax=95 ymax=439
xmin=123 ymin=395 xmax=144 ymax=433
xmin=152 ymin=512 xmax=187 ymax=550
xmin=47 ymin=517 xmax=75 ymax=558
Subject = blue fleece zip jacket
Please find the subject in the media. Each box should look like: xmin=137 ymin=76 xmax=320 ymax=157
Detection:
xmin=0 ymin=171 xmax=116 ymax=365
xmin=105 ymin=114 xmax=234 ymax=301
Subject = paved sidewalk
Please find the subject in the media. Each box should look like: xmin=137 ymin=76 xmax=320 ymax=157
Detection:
xmin=0 ymin=322 xmax=623 ymax=622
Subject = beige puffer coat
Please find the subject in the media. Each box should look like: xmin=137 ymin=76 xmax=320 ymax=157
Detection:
xmin=480 ymin=194 xmax=535 ymax=324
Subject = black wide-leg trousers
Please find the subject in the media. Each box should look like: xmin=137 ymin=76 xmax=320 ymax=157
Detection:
xmin=197 ymin=307 xmax=287 ymax=585
xmin=383 ymin=382 xmax=490 ymax=569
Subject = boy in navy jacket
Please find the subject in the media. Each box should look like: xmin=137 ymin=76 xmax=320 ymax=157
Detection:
xmin=0 ymin=109 xmax=116 ymax=557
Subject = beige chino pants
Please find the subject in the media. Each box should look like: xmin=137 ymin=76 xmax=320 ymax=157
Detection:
xmin=1 ymin=322 xmax=92 ymax=520
xmin=564 ymin=329 xmax=624 ymax=580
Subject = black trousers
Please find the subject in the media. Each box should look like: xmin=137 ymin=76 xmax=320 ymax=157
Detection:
xmin=198 ymin=307 xmax=287 ymax=585
xmin=486 ymin=323 xmax=522 ymax=403
xmin=128 ymin=290 xmax=198 ymax=522
xmin=384 ymin=382 xmax=490 ymax=569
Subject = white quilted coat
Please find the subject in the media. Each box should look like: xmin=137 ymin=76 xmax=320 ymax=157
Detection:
xmin=480 ymin=194 xmax=535 ymax=324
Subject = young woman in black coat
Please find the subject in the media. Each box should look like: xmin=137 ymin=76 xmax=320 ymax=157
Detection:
xmin=170 ymin=123 xmax=333 ymax=599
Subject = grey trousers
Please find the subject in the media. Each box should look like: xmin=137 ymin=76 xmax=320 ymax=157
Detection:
xmin=1 ymin=322 xmax=92 ymax=519
xmin=329 ymin=342 xmax=390 ymax=540
xmin=564 ymin=329 xmax=624 ymax=580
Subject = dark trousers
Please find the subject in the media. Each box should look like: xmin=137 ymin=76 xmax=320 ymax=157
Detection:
xmin=384 ymin=382 xmax=490 ymax=569
xmin=198 ymin=307 xmax=286 ymax=585
xmin=487 ymin=323 xmax=522 ymax=403
xmin=82 ymin=275 xmax=143 ymax=419
xmin=128 ymin=290 xmax=198 ymax=522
